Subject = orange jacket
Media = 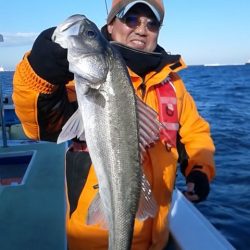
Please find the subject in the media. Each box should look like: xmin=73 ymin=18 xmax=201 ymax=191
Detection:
xmin=13 ymin=53 xmax=215 ymax=250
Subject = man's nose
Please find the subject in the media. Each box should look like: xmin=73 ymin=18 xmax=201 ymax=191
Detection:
xmin=134 ymin=21 xmax=148 ymax=34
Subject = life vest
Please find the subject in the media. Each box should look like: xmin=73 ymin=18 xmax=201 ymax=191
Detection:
xmin=70 ymin=77 xmax=179 ymax=152
xmin=155 ymin=77 xmax=179 ymax=150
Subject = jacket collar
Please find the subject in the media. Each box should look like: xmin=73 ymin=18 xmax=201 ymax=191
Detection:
xmin=101 ymin=25 xmax=186 ymax=80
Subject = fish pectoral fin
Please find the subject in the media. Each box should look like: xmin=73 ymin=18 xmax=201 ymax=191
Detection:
xmin=136 ymin=173 xmax=158 ymax=221
xmin=57 ymin=108 xmax=85 ymax=144
xmin=86 ymin=192 xmax=108 ymax=229
xmin=136 ymin=96 xmax=165 ymax=156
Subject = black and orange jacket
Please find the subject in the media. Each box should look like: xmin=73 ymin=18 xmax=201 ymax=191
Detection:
xmin=13 ymin=50 xmax=215 ymax=250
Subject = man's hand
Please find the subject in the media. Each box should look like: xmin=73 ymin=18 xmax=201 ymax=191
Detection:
xmin=184 ymin=169 xmax=210 ymax=203
xmin=28 ymin=27 xmax=74 ymax=85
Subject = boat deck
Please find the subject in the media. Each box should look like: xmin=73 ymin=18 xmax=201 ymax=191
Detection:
xmin=0 ymin=142 xmax=67 ymax=250
xmin=0 ymin=140 xmax=235 ymax=250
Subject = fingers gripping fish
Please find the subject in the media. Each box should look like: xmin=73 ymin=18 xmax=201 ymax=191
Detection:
xmin=53 ymin=14 xmax=164 ymax=250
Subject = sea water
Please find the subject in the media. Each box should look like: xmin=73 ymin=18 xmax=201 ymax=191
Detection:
xmin=1 ymin=65 xmax=250 ymax=249
xmin=178 ymin=65 xmax=250 ymax=250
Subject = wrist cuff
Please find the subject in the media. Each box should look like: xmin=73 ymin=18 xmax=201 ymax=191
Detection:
xmin=20 ymin=52 xmax=56 ymax=94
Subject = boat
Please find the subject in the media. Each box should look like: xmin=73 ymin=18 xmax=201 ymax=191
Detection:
xmin=0 ymin=140 xmax=68 ymax=249
xmin=0 ymin=79 xmax=68 ymax=249
xmin=203 ymin=63 xmax=221 ymax=67
xmin=0 ymin=112 xmax=235 ymax=249
xmin=167 ymin=189 xmax=235 ymax=250
xmin=0 ymin=92 xmax=27 ymax=145
xmin=245 ymin=59 xmax=250 ymax=65
xmin=0 ymin=35 xmax=4 ymax=72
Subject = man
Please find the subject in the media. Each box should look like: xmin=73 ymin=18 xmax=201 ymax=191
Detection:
xmin=13 ymin=0 xmax=216 ymax=249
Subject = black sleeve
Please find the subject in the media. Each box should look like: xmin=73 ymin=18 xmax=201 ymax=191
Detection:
xmin=37 ymin=85 xmax=77 ymax=142
xmin=66 ymin=149 xmax=92 ymax=216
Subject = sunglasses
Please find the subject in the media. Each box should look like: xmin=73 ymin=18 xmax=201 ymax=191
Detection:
xmin=118 ymin=15 xmax=161 ymax=32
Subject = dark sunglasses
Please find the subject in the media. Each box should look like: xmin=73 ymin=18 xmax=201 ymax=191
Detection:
xmin=118 ymin=15 xmax=161 ymax=32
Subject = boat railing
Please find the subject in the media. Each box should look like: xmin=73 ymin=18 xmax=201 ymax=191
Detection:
xmin=0 ymin=34 xmax=8 ymax=147
xmin=0 ymin=79 xmax=8 ymax=148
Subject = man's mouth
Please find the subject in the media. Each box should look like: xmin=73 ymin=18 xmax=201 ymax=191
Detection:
xmin=130 ymin=39 xmax=146 ymax=49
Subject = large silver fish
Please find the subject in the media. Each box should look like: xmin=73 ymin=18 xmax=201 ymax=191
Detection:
xmin=53 ymin=14 xmax=161 ymax=250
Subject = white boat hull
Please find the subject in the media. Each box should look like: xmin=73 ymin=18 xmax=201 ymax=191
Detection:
xmin=169 ymin=189 xmax=235 ymax=250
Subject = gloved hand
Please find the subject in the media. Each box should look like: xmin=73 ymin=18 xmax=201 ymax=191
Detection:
xmin=184 ymin=169 xmax=210 ymax=203
xmin=28 ymin=27 xmax=74 ymax=85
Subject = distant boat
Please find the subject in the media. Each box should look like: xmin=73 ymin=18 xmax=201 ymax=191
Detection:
xmin=203 ymin=63 xmax=221 ymax=67
xmin=0 ymin=66 xmax=4 ymax=72
xmin=245 ymin=60 xmax=250 ymax=65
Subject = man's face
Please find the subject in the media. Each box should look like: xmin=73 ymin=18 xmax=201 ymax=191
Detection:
xmin=107 ymin=4 xmax=160 ymax=52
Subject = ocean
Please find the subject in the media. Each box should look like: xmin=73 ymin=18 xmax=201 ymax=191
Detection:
xmin=1 ymin=65 xmax=250 ymax=249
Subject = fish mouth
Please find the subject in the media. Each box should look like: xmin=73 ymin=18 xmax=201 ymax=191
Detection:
xmin=53 ymin=14 xmax=110 ymax=89
xmin=52 ymin=14 xmax=86 ymax=47
xmin=57 ymin=14 xmax=86 ymax=35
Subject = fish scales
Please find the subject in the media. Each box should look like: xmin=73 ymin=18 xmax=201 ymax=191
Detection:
xmin=83 ymin=51 xmax=142 ymax=249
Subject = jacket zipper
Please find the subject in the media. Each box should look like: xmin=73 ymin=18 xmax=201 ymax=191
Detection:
xmin=139 ymin=82 xmax=146 ymax=99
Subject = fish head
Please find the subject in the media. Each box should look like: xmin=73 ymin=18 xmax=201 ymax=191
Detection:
xmin=52 ymin=14 xmax=110 ymax=89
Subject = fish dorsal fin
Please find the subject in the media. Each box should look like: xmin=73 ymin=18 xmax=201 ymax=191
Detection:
xmin=136 ymin=173 xmax=158 ymax=220
xmin=57 ymin=108 xmax=85 ymax=144
xmin=136 ymin=96 xmax=165 ymax=160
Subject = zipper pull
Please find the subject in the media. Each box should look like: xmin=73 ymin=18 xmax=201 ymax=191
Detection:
xmin=139 ymin=82 xmax=146 ymax=99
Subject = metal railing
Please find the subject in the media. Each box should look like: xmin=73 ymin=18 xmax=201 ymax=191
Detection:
xmin=0 ymin=34 xmax=7 ymax=147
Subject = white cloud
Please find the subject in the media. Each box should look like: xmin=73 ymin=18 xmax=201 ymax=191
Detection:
xmin=0 ymin=32 xmax=38 ymax=47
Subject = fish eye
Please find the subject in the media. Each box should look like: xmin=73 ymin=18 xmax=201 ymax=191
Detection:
xmin=86 ymin=30 xmax=96 ymax=38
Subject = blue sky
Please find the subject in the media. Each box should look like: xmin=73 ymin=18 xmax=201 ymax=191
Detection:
xmin=0 ymin=0 xmax=250 ymax=70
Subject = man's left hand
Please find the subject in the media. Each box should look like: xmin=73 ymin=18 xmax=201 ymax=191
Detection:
xmin=184 ymin=170 xmax=210 ymax=203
